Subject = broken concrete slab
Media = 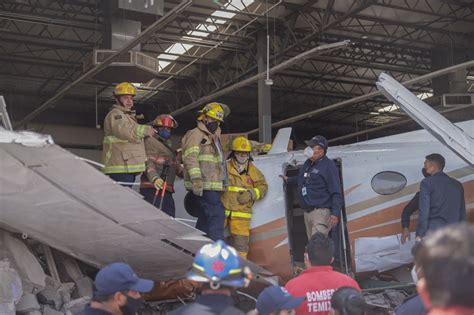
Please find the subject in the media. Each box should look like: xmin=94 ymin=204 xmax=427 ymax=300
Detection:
xmin=38 ymin=276 xmax=75 ymax=311
xmin=0 ymin=231 xmax=46 ymax=293
xmin=16 ymin=293 xmax=40 ymax=313
xmin=63 ymin=296 xmax=90 ymax=314
xmin=72 ymin=276 xmax=93 ymax=299
xmin=43 ymin=305 xmax=64 ymax=315
xmin=0 ymin=260 xmax=23 ymax=302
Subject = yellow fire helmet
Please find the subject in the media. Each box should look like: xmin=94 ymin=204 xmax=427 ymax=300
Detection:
xmin=232 ymin=136 xmax=252 ymax=152
xmin=197 ymin=102 xmax=230 ymax=122
xmin=114 ymin=82 xmax=137 ymax=97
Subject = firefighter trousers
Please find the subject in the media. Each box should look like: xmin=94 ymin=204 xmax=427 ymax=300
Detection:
xmin=225 ymin=211 xmax=251 ymax=259
xmin=195 ymin=190 xmax=225 ymax=241
xmin=140 ymin=188 xmax=176 ymax=217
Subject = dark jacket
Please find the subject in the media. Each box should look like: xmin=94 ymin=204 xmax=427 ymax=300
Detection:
xmin=169 ymin=294 xmax=244 ymax=315
xmin=401 ymin=192 xmax=420 ymax=229
xmin=395 ymin=294 xmax=428 ymax=315
xmin=417 ymin=172 xmax=466 ymax=237
xmin=288 ymin=156 xmax=343 ymax=216
xmin=77 ymin=305 xmax=112 ymax=315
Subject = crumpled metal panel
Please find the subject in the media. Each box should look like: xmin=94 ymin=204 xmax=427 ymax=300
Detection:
xmin=0 ymin=142 xmax=208 ymax=281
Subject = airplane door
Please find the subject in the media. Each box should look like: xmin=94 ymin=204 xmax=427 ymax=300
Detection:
xmin=283 ymin=159 xmax=352 ymax=275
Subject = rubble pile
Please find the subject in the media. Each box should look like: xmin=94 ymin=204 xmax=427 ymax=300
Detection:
xmin=0 ymin=230 xmax=93 ymax=314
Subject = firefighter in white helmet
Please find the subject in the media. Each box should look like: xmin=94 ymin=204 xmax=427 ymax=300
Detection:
xmin=221 ymin=137 xmax=267 ymax=258
xmin=101 ymin=82 xmax=156 ymax=186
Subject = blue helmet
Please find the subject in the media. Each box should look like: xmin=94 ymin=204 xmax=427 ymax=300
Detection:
xmin=187 ymin=240 xmax=252 ymax=289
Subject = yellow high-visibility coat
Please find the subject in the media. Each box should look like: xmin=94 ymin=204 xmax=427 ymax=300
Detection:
xmin=181 ymin=121 xmax=226 ymax=191
xmin=101 ymin=105 xmax=150 ymax=174
xmin=221 ymin=159 xmax=268 ymax=219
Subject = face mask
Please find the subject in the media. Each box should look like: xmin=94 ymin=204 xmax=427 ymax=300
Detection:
xmin=304 ymin=146 xmax=314 ymax=159
xmin=205 ymin=121 xmax=219 ymax=133
xmin=411 ymin=266 xmax=418 ymax=284
xmin=421 ymin=168 xmax=430 ymax=178
xmin=235 ymin=154 xmax=249 ymax=165
xmin=120 ymin=296 xmax=144 ymax=315
xmin=158 ymin=128 xmax=171 ymax=139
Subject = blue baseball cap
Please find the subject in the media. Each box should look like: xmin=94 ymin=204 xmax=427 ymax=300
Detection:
xmin=94 ymin=262 xmax=154 ymax=296
xmin=305 ymin=135 xmax=328 ymax=150
xmin=257 ymin=286 xmax=305 ymax=315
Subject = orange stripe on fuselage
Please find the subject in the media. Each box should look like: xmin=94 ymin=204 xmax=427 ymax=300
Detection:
xmin=348 ymin=180 xmax=474 ymax=239
xmin=248 ymin=217 xmax=293 ymax=283
xmin=346 ymin=166 xmax=474 ymax=216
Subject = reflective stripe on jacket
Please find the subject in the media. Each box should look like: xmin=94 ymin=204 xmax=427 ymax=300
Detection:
xmin=101 ymin=105 xmax=149 ymax=174
xmin=181 ymin=122 xmax=225 ymax=191
xmin=140 ymin=135 xmax=182 ymax=192
xmin=221 ymin=159 xmax=267 ymax=218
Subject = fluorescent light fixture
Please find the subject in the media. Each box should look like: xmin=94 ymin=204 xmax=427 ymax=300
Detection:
xmin=417 ymin=92 xmax=433 ymax=100
xmin=375 ymin=92 xmax=433 ymax=114
xmin=157 ymin=0 xmax=254 ymax=70
xmin=377 ymin=104 xmax=399 ymax=113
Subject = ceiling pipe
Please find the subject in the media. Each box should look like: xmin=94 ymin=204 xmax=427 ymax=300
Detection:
xmin=246 ymin=59 xmax=474 ymax=135
xmin=170 ymin=40 xmax=352 ymax=116
xmin=328 ymin=105 xmax=472 ymax=144
xmin=13 ymin=0 xmax=193 ymax=129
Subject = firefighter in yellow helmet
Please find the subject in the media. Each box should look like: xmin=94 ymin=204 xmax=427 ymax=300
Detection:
xmin=221 ymin=137 xmax=268 ymax=258
xmin=181 ymin=102 xmax=230 ymax=241
xmin=101 ymin=82 xmax=156 ymax=187
xmin=139 ymin=114 xmax=182 ymax=217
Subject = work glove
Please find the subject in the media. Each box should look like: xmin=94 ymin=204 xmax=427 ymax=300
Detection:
xmin=153 ymin=178 xmax=164 ymax=190
xmin=145 ymin=126 xmax=157 ymax=137
xmin=237 ymin=190 xmax=253 ymax=205
xmin=192 ymin=178 xmax=204 ymax=197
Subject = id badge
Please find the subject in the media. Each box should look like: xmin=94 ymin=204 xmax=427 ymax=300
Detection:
xmin=302 ymin=186 xmax=307 ymax=196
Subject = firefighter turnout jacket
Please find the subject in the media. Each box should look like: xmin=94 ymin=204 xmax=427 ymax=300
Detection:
xmin=182 ymin=121 xmax=226 ymax=191
xmin=221 ymin=159 xmax=268 ymax=220
xmin=140 ymin=135 xmax=182 ymax=192
xmin=101 ymin=105 xmax=151 ymax=174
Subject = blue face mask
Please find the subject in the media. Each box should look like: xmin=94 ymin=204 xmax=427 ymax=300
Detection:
xmin=158 ymin=128 xmax=171 ymax=139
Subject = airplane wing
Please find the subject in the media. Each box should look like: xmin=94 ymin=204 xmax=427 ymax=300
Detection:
xmin=376 ymin=73 xmax=474 ymax=166
xmin=0 ymin=129 xmax=269 ymax=281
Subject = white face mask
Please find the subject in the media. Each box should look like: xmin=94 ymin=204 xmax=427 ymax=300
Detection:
xmin=235 ymin=154 xmax=249 ymax=165
xmin=411 ymin=266 xmax=418 ymax=283
xmin=304 ymin=146 xmax=314 ymax=159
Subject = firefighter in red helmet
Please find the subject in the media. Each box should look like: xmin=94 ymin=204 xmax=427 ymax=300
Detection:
xmin=139 ymin=114 xmax=182 ymax=217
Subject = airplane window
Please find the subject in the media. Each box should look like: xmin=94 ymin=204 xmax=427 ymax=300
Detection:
xmin=371 ymin=171 xmax=407 ymax=195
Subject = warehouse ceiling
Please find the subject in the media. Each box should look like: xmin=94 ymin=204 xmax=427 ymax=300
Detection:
xmin=1 ymin=0 xmax=473 ymax=145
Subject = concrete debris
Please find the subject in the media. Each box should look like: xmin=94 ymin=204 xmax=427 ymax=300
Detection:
xmin=43 ymin=305 xmax=64 ymax=315
xmin=0 ymin=231 xmax=46 ymax=293
xmin=73 ymin=276 xmax=94 ymax=299
xmin=0 ymin=260 xmax=23 ymax=314
xmin=56 ymin=255 xmax=93 ymax=299
xmin=16 ymin=293 xmax=40 ymax=313
xmin=63 ymin=297 xmax=90 ymax=314
xmin=38 ymin=276 xmax=75 ymax=311
xmin=0 ymin=230 xmax=96 ymax=314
